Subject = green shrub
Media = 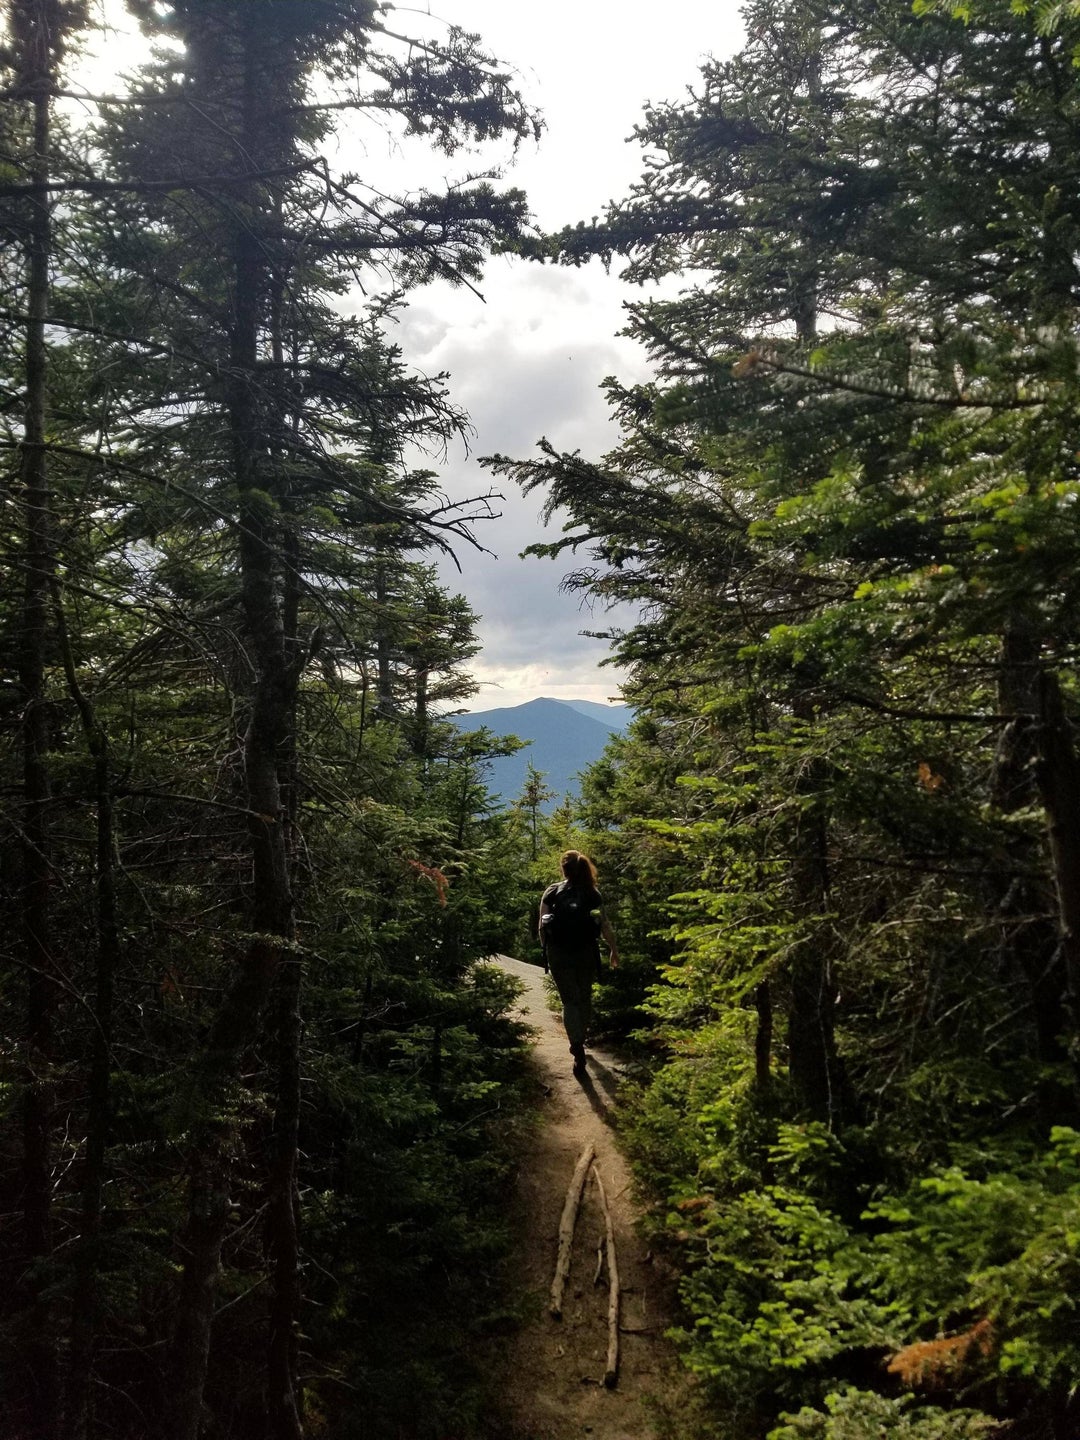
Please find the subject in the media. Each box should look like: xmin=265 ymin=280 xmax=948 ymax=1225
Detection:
xmin=770 ymin=1388 xmax=997 ymax=1439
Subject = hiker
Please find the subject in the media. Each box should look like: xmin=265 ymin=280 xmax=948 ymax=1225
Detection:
xmin=538 ymin=849 xmax=619 ymax=1076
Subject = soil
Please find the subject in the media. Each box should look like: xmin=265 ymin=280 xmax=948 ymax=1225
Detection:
xmin=486 ymin=956 xmax=693 ymax=1440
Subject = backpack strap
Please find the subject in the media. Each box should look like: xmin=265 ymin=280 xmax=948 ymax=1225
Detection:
xmin=540 ymin=881 xmax=563 ymax=910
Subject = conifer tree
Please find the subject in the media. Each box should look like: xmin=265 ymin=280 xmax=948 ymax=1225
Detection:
xmin=498 ymin=0 xmax=1080 ymax=1104
xmin=494 ymin=1 xmax=1080 ymax=1431
xmin=2 ymin=4 xmax=88 ymax=1430
xmin=88 ymin=8 xmax=535 ymax=1432
xmin=0 ymin=2 xmax=539 ymax=1434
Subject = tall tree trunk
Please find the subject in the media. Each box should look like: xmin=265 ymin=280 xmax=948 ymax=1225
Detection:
xmin=170 ymin=28 xmax=298 ymax=1435
xmin=67 ymin=742 xmax=118 ymax=1439
xmin=413 ymin=664 xmax=430 ymax=758
xmin=265 ymin=282 xmax=305 ymax=1440
xmin=1034 ymin=670 xmax=1080 ymax=1082
xmin=169 ymin=247 xmax=298 ymax=1439
xmin=783 ymin=43 xmax=840 ymax=1122
xmin=171 ymin=1139 xmax=233 ymax=1440
xmin=16 ymin=7 xmax=58 ymax=1429
xmin=785 ymin=692 xmax=847 ymax=1123
xmin=375 ymin=550 xmax=395 ymax=717
xmin=266 ymin=948 xmax=303 ymax=1440
xmin=791 ymin=42 xmax=821 ymax=345
xmin=754 ymin=980 xmax=772 ymax=1090
xmin=358 ymin=663 xmax=369 ymax=751
xmin=992 ymin=621 xmax=1070 ymax=1098
xmin=54 ymin=592 xmax=120 ymax=1440
xmin=786 ymin=780 xmax=841 ymax=1121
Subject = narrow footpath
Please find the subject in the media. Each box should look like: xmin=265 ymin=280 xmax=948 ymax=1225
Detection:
xmin=490 ymin=956 xmax=691 ymax=1440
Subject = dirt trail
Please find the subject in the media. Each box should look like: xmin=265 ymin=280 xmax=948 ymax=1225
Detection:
xmin=490 ymin=956 xmax=688 ymax=1440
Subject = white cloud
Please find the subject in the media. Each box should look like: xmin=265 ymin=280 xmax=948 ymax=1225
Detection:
xmin=466 ymin=660 xmax=628 ymax=712
xmin=372 ymin=2 xmax=746 ymax=705
xmin=393 ymin=260 xmax=649 ymax=705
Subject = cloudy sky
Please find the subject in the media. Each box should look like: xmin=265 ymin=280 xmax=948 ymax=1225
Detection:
xmin=366 ymin=0 xmax=747 ymax=710
xmin=83 ymin=0 xmax=746 ymax=711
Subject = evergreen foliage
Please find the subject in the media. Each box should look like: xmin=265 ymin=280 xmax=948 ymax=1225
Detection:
xmin=0 ymin=2 xmax=541 ymax=1435
xmin=491 ymin=1 xmax=1080 ymax=1435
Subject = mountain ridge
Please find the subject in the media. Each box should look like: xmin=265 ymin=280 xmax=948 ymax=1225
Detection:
xmin=448 ymin=696 xmax=631 ymax=805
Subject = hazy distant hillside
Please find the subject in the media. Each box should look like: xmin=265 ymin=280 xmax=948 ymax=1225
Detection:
xmin=560 ymin=699 xmax=633 ymax=730
xmin=450 ymin=697 xmax=631 ymax=805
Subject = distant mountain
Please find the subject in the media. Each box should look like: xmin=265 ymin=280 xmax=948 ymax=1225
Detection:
xmin=560 ymin=699 xmax=633 ymax=730
xmin=449 ymin=697 xmax=631 ymax=806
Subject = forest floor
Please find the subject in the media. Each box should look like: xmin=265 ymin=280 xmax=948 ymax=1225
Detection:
xmin=486 ymin=956 xmax=695 ymax=1440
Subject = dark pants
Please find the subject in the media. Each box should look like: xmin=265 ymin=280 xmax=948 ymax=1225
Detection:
xmin=547 ymin=946 xmax=597 ymax=1048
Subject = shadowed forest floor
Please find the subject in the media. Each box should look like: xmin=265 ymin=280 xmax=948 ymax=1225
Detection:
xmin=485 ymin=957 xmax=693 ymax=1440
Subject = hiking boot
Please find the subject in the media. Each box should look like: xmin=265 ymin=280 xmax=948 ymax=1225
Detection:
xmin=570 ymin=1042 xmax=587 ymax=1076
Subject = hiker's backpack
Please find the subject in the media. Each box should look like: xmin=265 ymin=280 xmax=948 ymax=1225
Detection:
xmin=542 ymin=882 xmax=600 ymax=947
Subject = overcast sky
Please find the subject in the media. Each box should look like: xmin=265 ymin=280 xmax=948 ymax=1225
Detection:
xmin=388 ymin=0 xmax=754 ymax=708
xmin=380 ymin=1 xmax=747 ymax=711
xmin=84 ymin=0 xmax=747 ymax=711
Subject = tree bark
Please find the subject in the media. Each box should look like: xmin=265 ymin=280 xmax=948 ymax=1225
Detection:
xmin=754 ymin=979 xmax=772 ymax=1090
xmin=375 ymin=550 xmax=395 ymax=718
xmin=266 ymin=953 xmax=303 ymax=1440
xmin=1034 ymin=670 xmax=1080 ymax=1074
xmin=171 ymin=1142 xmax=233 ymax=1440
xmin=169 ymin=24 xmax=299 ymax=1436
xmin=265 ymin=282 xmax=305 ymax=1440
xmin=787 ymin=69 xmax=833 ymax=1157
xmin=413 ymin=664 xmax=430 ymax=758
xmin=786 ymin=734 xmax=844 ymax=1123
xmin=992 ymin=622 xmax=1069 ymax=1091
xmin=15 ymin=6 xmax=59 ymax=1429
xmin=53 ymin=591 xmax=120 ymax=1440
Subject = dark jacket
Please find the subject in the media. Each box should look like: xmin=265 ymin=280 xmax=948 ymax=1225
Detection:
xmin=539 ymin=881 xmax=603 ymax=971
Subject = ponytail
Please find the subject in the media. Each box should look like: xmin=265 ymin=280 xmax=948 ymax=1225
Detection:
xmin=560 ymin=849 xmax=598 ymax=889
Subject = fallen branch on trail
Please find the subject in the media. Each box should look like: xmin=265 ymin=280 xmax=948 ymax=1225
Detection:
xmin=549 ymin=1143 xmax=595 ymax=1319
xmin=591 ymin=1164 xmax=620 ymax=1389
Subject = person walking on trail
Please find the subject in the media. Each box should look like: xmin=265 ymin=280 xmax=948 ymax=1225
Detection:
xmin=539 ymin=849 xmax=620 ymax=1076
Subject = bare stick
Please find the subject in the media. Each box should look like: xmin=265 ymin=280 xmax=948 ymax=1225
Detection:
xmin=593 ymin=1239 xmax=605 ymax=1287
xmin=549 ymin=1143 xmax=595 ymax=1319
xmin=591 ymin=1164 xmax=621 ymax=1388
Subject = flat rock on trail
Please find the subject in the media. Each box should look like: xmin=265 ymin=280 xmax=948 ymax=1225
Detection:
xmin=489 ymin=956 xmax=689 ymax=1440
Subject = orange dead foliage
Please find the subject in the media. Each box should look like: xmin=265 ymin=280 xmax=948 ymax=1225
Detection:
xmin=406 ymin=858 xmax=449 ymax=906
xmin=732 ymin=349 xmax=763 ymax=378
xmin=918 ymin=761 xmax=946 ymax=792
xmin=888 ymin=1318 xmax=994 ymax=1389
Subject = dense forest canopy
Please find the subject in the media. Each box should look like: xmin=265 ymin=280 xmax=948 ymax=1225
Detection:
xmin=0 ymin=2 xmax=546 ymax=1436
xmin=6 ymin=0 xmax=1080 ymax=1438
xmin=489 ymin=0 xmax=1080 ymax=1436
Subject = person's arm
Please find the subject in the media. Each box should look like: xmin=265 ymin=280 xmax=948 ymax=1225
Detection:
xmin=600 ymin=913 xmax=619 ymax=969
xmin=538 ymin=887 xmax=553 ymax=940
